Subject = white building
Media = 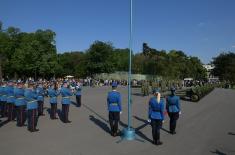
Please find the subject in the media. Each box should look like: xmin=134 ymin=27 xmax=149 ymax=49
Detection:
xmin=203 ymin=64 xmax=219 ymax=82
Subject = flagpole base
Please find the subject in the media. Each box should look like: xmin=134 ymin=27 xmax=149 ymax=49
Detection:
xmin=122 ymin=128 xmax=135 ymax=140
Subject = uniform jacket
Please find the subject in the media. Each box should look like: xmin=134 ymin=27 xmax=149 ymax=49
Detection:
xmin=14 ymin=87 xmax=26 ymax=106
xmin=0 ymin=86 xmax=7 ymax=102
xmin=24 ymin=88 xmax=38 ymax=110
xmin=48 ymin=88 xmax=60 ymax=104
xmin=36 ymin=86 xmax=44 ymax=101
xmin=60 ymin=87 xmax=72 ymax=104
xmin=148 ymin=97 xmax=164 ymax=120
xmin=107 ymin=90 xmax=122 ymax=112
xmin=75 ymin=86 xmax=82 ymax=96
xmin=6 ymin=86 xmax=15 ymax=104
xmin=166 ymin=95 xmax=180 ymax=113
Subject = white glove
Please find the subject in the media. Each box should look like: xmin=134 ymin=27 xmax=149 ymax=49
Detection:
xmin=147 ymin=119 xmax=151 ymax=123
xmin=120 ymin=111 xmax=122 ymax=114
xmin=162 ymin=120 xmax=165 ymax=123
xmin=179 ymin=111 xmax=182 ymax=115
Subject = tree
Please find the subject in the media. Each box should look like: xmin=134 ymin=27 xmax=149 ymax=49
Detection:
xmin=113 ymin=48 xmax=129 ymax=71
xmin=57 ymin=51 xmax=86 ymax=78
xmin=0 ymin=23 xmax=58 ymax=79
xmin=213 ymin=52 xmax=235 ymax=83
xmin=86 ymin=41 xmax=115 ymax=75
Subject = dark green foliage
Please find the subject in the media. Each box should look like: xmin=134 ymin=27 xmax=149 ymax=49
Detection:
xmin=212 ymin=52 xmax=235 ymax=83
xmin=0 ymin=22 xmax=211 ymax=80
xmin=0 ymin=23 xmax=58 ymax=79
xmin=132 ymin=43 xmax=207 ymax=80
xmin=187 ymin=84 xmax=215 ymax=102
xmin=86 ymin=41 xmax=115 ymax=75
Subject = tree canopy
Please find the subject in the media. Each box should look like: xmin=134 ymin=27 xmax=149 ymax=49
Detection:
xmin=0 ymin=24 xmax=58 ymax=80
xmin=0 ymin=22 xmax=211 ymax=80
xmin=212 ymin=52 xmax=235 ymax=83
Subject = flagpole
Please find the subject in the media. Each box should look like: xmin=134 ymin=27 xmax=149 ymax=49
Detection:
xmin=122 ymin=0 xmax=135 ymax=140
xmin=127 ymin=0 xmax=132 ymax=130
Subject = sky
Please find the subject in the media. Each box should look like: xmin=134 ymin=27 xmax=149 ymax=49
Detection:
xmin=1 ymin=0 xmax=235 ymax=64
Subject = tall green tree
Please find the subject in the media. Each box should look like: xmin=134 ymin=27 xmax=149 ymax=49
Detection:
xmin=86 ymin=41 xmax=115 ymax=75
xmin=213 ymin=52 xmax=235 ymax=83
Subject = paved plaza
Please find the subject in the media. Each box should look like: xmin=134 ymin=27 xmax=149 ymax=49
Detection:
xmin=0 ymin=87 xmax=235 ymax=155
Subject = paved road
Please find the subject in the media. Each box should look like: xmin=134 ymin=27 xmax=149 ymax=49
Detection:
xmin=0 ymin=87 xmax=234 ymax=155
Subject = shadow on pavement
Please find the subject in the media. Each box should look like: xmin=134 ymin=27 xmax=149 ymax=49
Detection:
xmin=120 ymin=115 xmax=153 ymax=143
xmin=89 ymin=115 xmax=110 ymax=134
xmin=0 ymin=119 xmax=9 ymax=127
xmin=210 ymin=149 xmax=227 ymax=155
xmin=82 ymin=104 xmax=111 ymax=135
xmin=56 ymin=109 xmax=63 ymax=123
xmin=161 ymin=127 xmax=171 ymax=134
xmin=71 ymin=101 xmax=79 ymax=107
xmin=228 ymin=132 xmax=235 ymax=136
xmin=82 ymin=104 xmax=108 ymax=123
xmin=132 ymin=93 xmax=144 ymax=97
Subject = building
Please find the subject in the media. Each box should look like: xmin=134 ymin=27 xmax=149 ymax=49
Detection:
xmin=203 ymin=64 xmax=219 ymax=82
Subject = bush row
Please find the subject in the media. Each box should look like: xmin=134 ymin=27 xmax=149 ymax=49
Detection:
xmin=189 ymin=84 xmax=215 ymax=102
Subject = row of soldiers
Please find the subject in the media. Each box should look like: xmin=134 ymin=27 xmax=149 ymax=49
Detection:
xmin=0 ymin=80 xmax=82 ymax=132
xmin=107 ymin=83 xmax=181 ymax=145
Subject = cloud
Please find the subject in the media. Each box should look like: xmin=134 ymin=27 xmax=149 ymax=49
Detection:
xmin=232 ymin=45 xmax=235 ymax=48
xmin=197 ymin=22 xmax=205 ymax=27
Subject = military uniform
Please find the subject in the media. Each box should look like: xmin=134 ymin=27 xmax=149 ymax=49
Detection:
xmin=166 ymin=87 xmax=181 ymax=134
xmin=24 ymin=87 xmax=39 ymax=132
xmin=75 ymin=83 xmax=82 ymax=107
xmin=0 ymin=83 xmax=7 ymax=117
xmin=60 ymin=82 xmax=73 ymax=123
xmin=48 ymin=86 xmax=60 ymax=119
xmin=148 ymin=89 xmax=164 ymax=145
xmin=142 ymin=81 xmax=149 ymax=96
xmin=107 ymin=82 xmax=122 ymax=137
xmin=14 ymin=84 xmax=26 ymax=126
xmin=6 ymin=82 xmax=16 ymax=121
xmin=36 ymin=84 xmax=45 ymax=116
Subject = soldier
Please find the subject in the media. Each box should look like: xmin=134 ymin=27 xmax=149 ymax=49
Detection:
xmin=75 ymin=81 xmax=82 ymax=107
xmin=48 ymin=83 xmax=60 ymax=119
xmin=142 ymin=80 xmax=148 ymax=96
xmin=166 ymin=87 xmax=181 ymax=134
xmin=6 ymin=81 xmax=16 ymax=121
xmin=148 ymin=89 xmax=164 ymax=145
xmin=107 ymin=82 xmax=122 ymax=137
xmin=14 ymin=82 xmax=26 ymax=126
xmin=0 ymin=82 xmax=7 ymax=117
xmin=36 ymin=82 xmax=45 ymax=116
xmin=24 ymin=82 xmax=39 ymax=132
xmin=60 ymin=81 xmax=72 ymax=123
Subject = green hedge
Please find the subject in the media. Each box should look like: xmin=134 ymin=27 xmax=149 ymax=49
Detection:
xmin=190 ymin=85 xmax=215 ymax=102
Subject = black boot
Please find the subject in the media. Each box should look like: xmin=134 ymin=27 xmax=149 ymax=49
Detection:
xmin=156 ymin=140 xmax=163 ymax=145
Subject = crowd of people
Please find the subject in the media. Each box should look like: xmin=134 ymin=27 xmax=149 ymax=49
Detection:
xmin=0 ymin=79 xmax=82 ymax=132
xmin=0 ymin=77 xmax=182 ymax=146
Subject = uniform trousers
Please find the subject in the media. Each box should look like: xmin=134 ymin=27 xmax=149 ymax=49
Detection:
xmin=0 ymin=101 xmax=7 ymax=117
xmin=151 ymin=119 xmax=162 ymax=142
xmin=168 ymin=112 xmax=179 ymax=133
xmin=62 ymin=104 xmax=70 ymax=123
xmin=50 ymin=103 xmax=57 ymax=119
xmin=27 ymin=109 xmax=38 ymax=132
xmin=76 ymin=95 xmax=81 ymax=107
xmin=109 ymin=111 xmax=120 ymax=135
xmin=7 ymin=103 xmax=15 ymax=121
xmin=37 ymin=101 xmax=44 ymax=116
xmin=16 ymin=105 xmax=26 ymax=126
